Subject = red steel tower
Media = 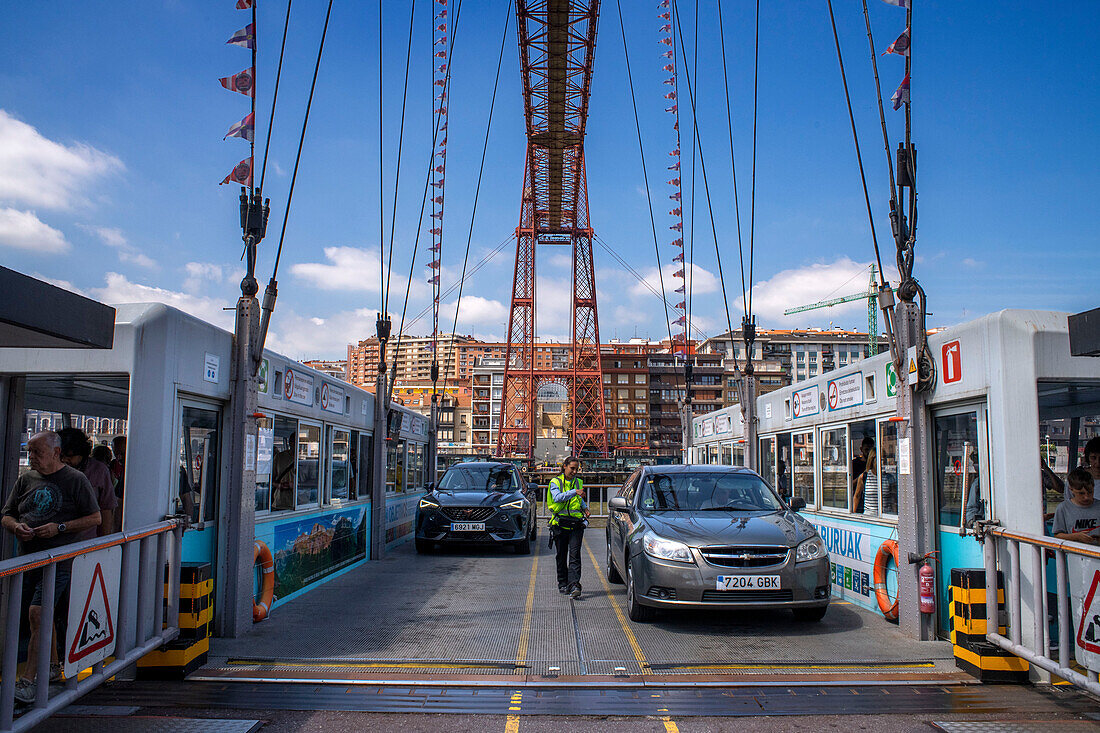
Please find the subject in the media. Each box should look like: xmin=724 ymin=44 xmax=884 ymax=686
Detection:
xmin=498 ymin=0 xmax=607 ymax=458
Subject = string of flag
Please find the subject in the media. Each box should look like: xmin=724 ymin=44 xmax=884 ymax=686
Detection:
xmin=881 ymin=0 xmax=910 ymax=110
xmin=428 ymin=0 xmax=449 ymax=357
xmin=220 ymin=0 xmax=256 ymax=187
xmin=658 ymin=0 xmax=688 ymax=355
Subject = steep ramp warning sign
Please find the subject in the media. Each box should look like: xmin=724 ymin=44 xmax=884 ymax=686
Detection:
xmin=1071 ymin=560 xmax=1100 ymax=674
xmin=64 ymin=545 xmax=121 ymax=679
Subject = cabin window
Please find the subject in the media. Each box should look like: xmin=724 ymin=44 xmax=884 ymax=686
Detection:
xmin=327 ymin=427 xmax=351 ymax=503
xmin=877 ymin=420 xmax=900 ymax=516
xmin=933 ymin=411 xmax=979 ymax=527
xmin=357 ymin=433 xmax=374 ymax=499
xmin=296 ymin=422 xmax=322 ymax=507
xmin=793 ymin=431 xmax=815 ymax=507
xmin=758 ymin=436 xmax=776 ymax=489
xmin=267 ymin=415 xmax=299 ymax=511
xmin=776 ymin=433 xmax=793 ymax=500
xmin=720 ymin=442 xmax=733 ymax=465
xmin=820 ymin=426 xmax=849 ymax=509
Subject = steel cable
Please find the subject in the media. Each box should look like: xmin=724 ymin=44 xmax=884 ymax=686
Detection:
xmin=258 ymin=0 xmax=292 ymax=193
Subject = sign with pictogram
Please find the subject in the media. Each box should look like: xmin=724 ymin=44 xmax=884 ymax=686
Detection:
xmin=793 ymin=386 xmax=819 ymax=419
xmin=320 ymin=382 xmax=345 ymax=414
xmin=827 ymin=373 xmax=864 ymax=411
xmin=942 ymin=340 xmax=962 ymax=384
xmin=885 ymin=362 xmax=898 ymax=397
xmin=64 ymin=545 xmax=121 ymax=678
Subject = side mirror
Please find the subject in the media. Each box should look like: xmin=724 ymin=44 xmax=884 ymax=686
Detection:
xmin=426 ymin=482 xmax=435 ymax=492
xmin=529 ymin=482 xmax=539 ymax=493
xmin=790 ymin=496 xmax=806 ymax=511
xmin=608 ymin=496 xmax=630 ymax=512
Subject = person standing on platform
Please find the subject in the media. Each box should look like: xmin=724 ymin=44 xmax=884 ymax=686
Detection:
xmin=1 ymin=432 xmax=100 ymax=704
xmin=58 ymin=427 xmax=116 ymax=537
xmin=547 ymin=456 xmax=589 ymax=599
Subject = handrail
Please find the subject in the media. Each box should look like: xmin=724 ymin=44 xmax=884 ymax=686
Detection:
xmin=0 ymin=519 xmax=184 ymax=732
xmin=983 ymin=524 xmax=1100 ymax=561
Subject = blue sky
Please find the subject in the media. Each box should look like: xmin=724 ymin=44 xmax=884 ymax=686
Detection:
xmin=1 ymin=1 xmax=1096 ymax=359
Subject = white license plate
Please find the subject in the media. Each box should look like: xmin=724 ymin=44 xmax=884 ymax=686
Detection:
xmin=450 ymin=522 xmax=485 ymax=532
xmin=716 ymin=575 xmax=781 ymax=590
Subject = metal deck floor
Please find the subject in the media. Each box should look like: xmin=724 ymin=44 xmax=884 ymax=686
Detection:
xmin=203 ymin=524 xmax=958 ymax=683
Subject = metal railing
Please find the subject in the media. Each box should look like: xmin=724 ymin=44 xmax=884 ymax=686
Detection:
xmin=979 ymin=524 xmax=1100 ymax=696
xmin=0 ymin=519 xmax=183 ymax=732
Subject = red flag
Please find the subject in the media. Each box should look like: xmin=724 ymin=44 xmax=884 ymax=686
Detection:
xmin=224 ymin=112 xmax=255 ymax=141
xmin=673 ymin=268 xmax=685 ymax=278
xmin=670 ymin=222 xmax=683 ymax=232
xmin=664 ymin=91 xmax=676 ymax=100
xmin=672 ymin=252 xmax=684 ymax=263
xmin=430 ymin=228 xmax=442 ymax=235
xmin=669 ymin=238 xmax=683 ymax=247
xmin=236 ymin=0 xmax=252 ymax=8
xmin=220 ymin=157 xmax=253 ymax=187
xmin=674 ymin=301 xmax=686 ymax=310
xmin=667 ymin=178 xmax=680 ymax=186
xmin=883 ymin=27 xmax=910 ymax=57
xmin=428 ymin=260 xmax=441 ymax=269
xmin=672 ymin=315 xmax=686 ymax=326
xmin=668 ymin=207 xmax=681 ymax=216
xmin=219 ymin=68 xmax=255 ymax=97
xmin=891 ymin=74 xmax=910 ymax=110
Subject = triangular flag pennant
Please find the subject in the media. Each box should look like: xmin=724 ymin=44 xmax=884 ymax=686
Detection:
xmin=672 ymin=315 xmax=686 ymax=326
xmin=227 ymin=23 xmax=255 ymax=49
xmin=881 ymin=0 xmax=909 ymax=7
xmin=670 ymin=222 xmax=683 ymax=232
xmin=224 ymin=112 xmax=255 ymax=141
xmin=883 ymin=27 xmax=910 ymax=57
xmin=236 ymin=0 xmax=252 ymax=8
xmin=675 ymin=285 xmax=685 ymax=294
xmin=674 ymin=301 xmax=685 ymax=309
xmin=891 ymin=74 xmax=910 ymax=110
xmin=672 ymin=252 xmax=684 ymax=263
xmin=219 ymin=68 xmax=255 ymax=97
xmin=673 ymin=268 xmax=685 ymax=278
xmin=220 ymin=157 xmax=253 ymax=187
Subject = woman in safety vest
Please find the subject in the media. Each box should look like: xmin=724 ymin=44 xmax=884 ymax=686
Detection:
xmin=548 ymin=456 xmax=589 ymax=599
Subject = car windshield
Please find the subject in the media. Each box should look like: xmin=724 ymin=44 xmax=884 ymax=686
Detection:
xmin=438 ymin=465 xmax=519 ymax=492
xmin=636 ymin=472 xmax=783 ymax=512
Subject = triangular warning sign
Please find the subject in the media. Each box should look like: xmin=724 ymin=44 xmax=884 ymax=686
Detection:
xmin=68 ymin=562 xmax=115 ymax=664
xmin=1076 ymin=569 xmax=1100 ymax=655
xmin=908 ymin=357 xmax=918 ymax=375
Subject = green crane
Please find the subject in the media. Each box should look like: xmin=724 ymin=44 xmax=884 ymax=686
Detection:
xmin=783 ymin=265 xmax=880 ymax=356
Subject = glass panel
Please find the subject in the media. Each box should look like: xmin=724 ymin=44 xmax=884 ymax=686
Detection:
xmin=178 ymin=406 xmax=219 ymax=525
xmin=733 ymin=445 xmax=745 ymax=466
xmin=776 ymin=433 xmax=793 ymax=501
xmin=347 ymin=430 xmax=359 ymax=499
xmin=358 ymin=433 xmax=373 ymax=499
xmin=708 ymin=445 xmax=718 ymax=465
xmin=637 ymin=471 xmax=783 ymax=512
xmin=793 ymin=431 xmax=815 ymax=506
xmin=758 ymin=437 xmax=776 ymax=488
xmin=297 ymin=423 xmax=321 ymax=507
xmin=720 ymin=442 xmax=733 ymax=465
xmin=821 ymin=426 xmax=848 ymax=509
xmin=387 ymin=439 xmax=406 ymax=493
xmin=255 ymin=417 xmax=274 ymax=512
xmin=270 ymin=416 xmax=298 ymax=511
xmin=934 ymin=411 xmax=978 ymax=527
xmin=849 ymin=419 xmax=877 ymax=514
xmin=329 ymin=428 xmax=350 ymax=502
xmin=878 ymin=420 xmax=899 ymax=516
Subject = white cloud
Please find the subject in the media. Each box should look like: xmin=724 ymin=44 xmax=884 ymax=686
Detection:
xmin=90 ymin=272 xmax=234 ymax=330
xmin=265 ymin=308 xmax=378 ymax=360
xmin=439 ymin=296 xmax=508 ymax=340
xmin=0 ymin=208 xmax=69 ymax=252
xmin=0 ymin=110 xmax=123 ymax=210
xmin=183 ymin=262 xmax=225 ymax=292
xmin=961 ymin=258 xmax=983 ymax=268
xmin=545 ymin=252 xmax=573 ymax=269
xmin=79 ymin=224 xmax=157 ymax=269
xmin=290 ymin=247 xmax=387 ymax=294
xmin=738 ymin=257 xmax=895 ymax=329
xmin=33 ymin=274 xmax=86 ymax=296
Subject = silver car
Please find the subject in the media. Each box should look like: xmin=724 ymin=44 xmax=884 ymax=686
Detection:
xmin=605 ymin=465 xmax=831 ymax=622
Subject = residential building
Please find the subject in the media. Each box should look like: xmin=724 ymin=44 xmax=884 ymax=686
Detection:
xmin=600 ymin=351 xmax=651 ymax=456
xmin=699 ymin=328 xmax=890 ymax=384
xmin=301 ymin=360 xmax=348 ymax=381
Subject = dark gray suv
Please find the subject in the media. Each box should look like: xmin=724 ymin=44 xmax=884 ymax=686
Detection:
xmin=605 ymin=465 xmax=830 ymax=622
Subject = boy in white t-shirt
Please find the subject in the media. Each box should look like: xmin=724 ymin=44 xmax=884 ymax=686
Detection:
xmin=1051 ymin=468 xmax=1100 ymax=545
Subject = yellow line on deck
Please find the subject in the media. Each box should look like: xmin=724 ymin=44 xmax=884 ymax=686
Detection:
xmin=660 ymin=716 xmax=680 ymax=733
xmin=505 ymin=690 xmax=522 ymax=733
xmin=583 ymin=538 xmax=648 ymax=673
xmin=516 ymin=555 xmax=539 ymax=663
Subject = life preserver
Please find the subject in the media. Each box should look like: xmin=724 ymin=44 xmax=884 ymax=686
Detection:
xmin=873 ymin=539 xmax=900 ymax=621
xmin=253 ymin=540 xmax=275 ymax=622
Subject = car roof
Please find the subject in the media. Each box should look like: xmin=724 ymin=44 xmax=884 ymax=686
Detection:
xmin=641 ymin=464 xmax=757 ymax=475
xmin=447 ymin=462 xmax=516 ymax=471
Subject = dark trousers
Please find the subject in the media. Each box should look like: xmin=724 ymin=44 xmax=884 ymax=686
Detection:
xmin=554 ymin=525 xmax=584 ymax=589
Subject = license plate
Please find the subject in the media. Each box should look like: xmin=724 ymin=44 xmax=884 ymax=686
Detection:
xmin=716 ymin=575 xmax=780 ymax=590
xmin=450 ymin=522 xmax=485 ymax=532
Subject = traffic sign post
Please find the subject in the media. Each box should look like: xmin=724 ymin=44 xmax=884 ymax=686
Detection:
xmin=64 ymin=546 xmax=121 ymax=679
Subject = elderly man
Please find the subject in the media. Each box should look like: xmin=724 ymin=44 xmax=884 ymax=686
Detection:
xmin=2 ymin=432 xmax=100 ymax=704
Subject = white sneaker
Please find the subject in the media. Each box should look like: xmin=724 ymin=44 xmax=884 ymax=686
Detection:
xmin=13 ymin=679 xmax=35 ymax=705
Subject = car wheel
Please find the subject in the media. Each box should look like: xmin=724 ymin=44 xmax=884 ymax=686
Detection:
xmin=513 ymin=536 xmax=531 ymax=555
xmin=529 ymin=512 xmax=538 ymax=541
xmin=626 ymin=561 xmax=656 ymax=623
xmin=792 ymin=605 xmax=828 ymax=622
xmin=606 ymin=534 xmax=623 ymax=584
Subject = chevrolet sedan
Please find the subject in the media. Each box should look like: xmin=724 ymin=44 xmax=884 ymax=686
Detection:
xmin=605 ymin=465 xmax=830 ymax=622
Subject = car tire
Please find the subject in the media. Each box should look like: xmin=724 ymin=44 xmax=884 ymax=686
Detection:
xmin=606 ymin=534 xmax=623 ymax=584
xmin=514 ymin=536 xmax=532 ymax=555
xmin=529 ymin=513 xmax=538 ymax=541
xmin=415 ymin=539 xmax=433 ymax=554
xmin=626 ymin=562 xmax=656 ymax=623
xmin=792 ymin=605 xmax=828 ymax=622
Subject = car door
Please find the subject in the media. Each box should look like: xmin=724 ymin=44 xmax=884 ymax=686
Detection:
xmin=610 ymin=469 xmax=640 ymax=573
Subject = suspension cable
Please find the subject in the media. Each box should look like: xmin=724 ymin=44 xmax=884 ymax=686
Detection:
xmin=402 ymin=234 xmax=515 ymax=332
xmin=860 ymin=1 xmax=899 ymax=230
xmin=439 ymin=0 xmax=512 ymax=400
xmin=683 ymin=0 xmax=699 ymax=358
xmin=671 ymin=0 xmax=741 ymax=375
xmin=746 ymin=0 xmax=760 ymax=320
xmin=715 ymin=0 xmax=747 ymax=313
xmin=258 ymin=0 xmax=292 ymax=193
xmin=378 ymin=1 xmax=385 ymax=310
xmin=615 ymin=0 xmax=674 ymax=351
xmin=826 ymin=0 xmax=886 ymax=285
xmin=268 ymin=0 xmax=334 ymax=282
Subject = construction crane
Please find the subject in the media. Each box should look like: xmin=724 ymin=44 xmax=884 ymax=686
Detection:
xmin=784 ymin=265 xmax=881 ymax=356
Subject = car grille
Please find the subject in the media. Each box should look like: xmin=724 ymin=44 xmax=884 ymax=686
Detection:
xmin=444 ymin=531 xmax=493 ymax=542
xmin=441 ymin=506 xmax=495 ymax=521
xmin=701 ymin=589 xmax=793 ymax=603
xmin=699 ymin=545 xmax=789 ymax=568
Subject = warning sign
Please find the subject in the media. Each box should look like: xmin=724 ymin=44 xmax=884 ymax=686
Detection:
xmin=1073 ymin=564 xmax=1100 ymax=672
xmin=64 ymin=545 xmax=121 ymax=679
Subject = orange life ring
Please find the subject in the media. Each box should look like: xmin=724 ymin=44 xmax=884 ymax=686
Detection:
xmin=253 ymin=540 xmax=275 ymax=622
xmin=873 ymin=539 xmax=899 ymax=621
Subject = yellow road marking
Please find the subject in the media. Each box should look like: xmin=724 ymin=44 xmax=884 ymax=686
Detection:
xmin=659 ymin=661 xmax=934 ymax=671
xmin=226 ymin=660 xmax=509 ymax=670
xmin=660 ymin=716 xmax=680 ymax=733
xmin=583 ymin=538 xmax=648 ymax=673
xmin=516 ymin=555 xmax=539 ymax=663
xmin=505 ymin=690 xmax=522 ymax=732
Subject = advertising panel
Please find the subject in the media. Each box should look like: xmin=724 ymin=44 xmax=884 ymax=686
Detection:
xmin=805 ymin=513 xmax=897 ymax=614
xmin=271 ymin=506 xmax=367 ymax=599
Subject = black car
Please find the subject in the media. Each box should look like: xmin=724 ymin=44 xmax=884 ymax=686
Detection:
xmin=415 ymin=462 xmax=538 ymax=554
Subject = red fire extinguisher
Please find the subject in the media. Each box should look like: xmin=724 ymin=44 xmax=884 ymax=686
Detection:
xmin=918 ymin=554 xmax=937 ymax=614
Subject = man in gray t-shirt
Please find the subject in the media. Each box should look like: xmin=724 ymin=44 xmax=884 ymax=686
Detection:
xmin=1051 ymin=468 xmax=1100 ymax=545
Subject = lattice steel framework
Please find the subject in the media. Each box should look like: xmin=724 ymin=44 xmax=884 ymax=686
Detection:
xmin=498 ymin=0 xmax=607 ymax=458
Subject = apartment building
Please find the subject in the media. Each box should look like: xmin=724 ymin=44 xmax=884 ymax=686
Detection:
xmin=301 ymin=359 xmax=348 ymax=381
xmin=699 ymin=329 xmax=890 ymax=384
xmin=600 ymin=352 xmax=650 ymax=455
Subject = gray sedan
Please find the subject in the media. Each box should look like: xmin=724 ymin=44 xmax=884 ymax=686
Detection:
xmin=605 ymin=465 xmax=830 ymax=622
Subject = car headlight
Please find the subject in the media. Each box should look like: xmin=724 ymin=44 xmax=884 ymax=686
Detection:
xmin=418 ymin=496 xmax=440 ymax=510
xmin=500 ymin=499 xmax=527 ymax=510
xmin=796 ymin=537 xmax=826 ymax=562
xmin=642 ymin=531 xmax=695 ymax=564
